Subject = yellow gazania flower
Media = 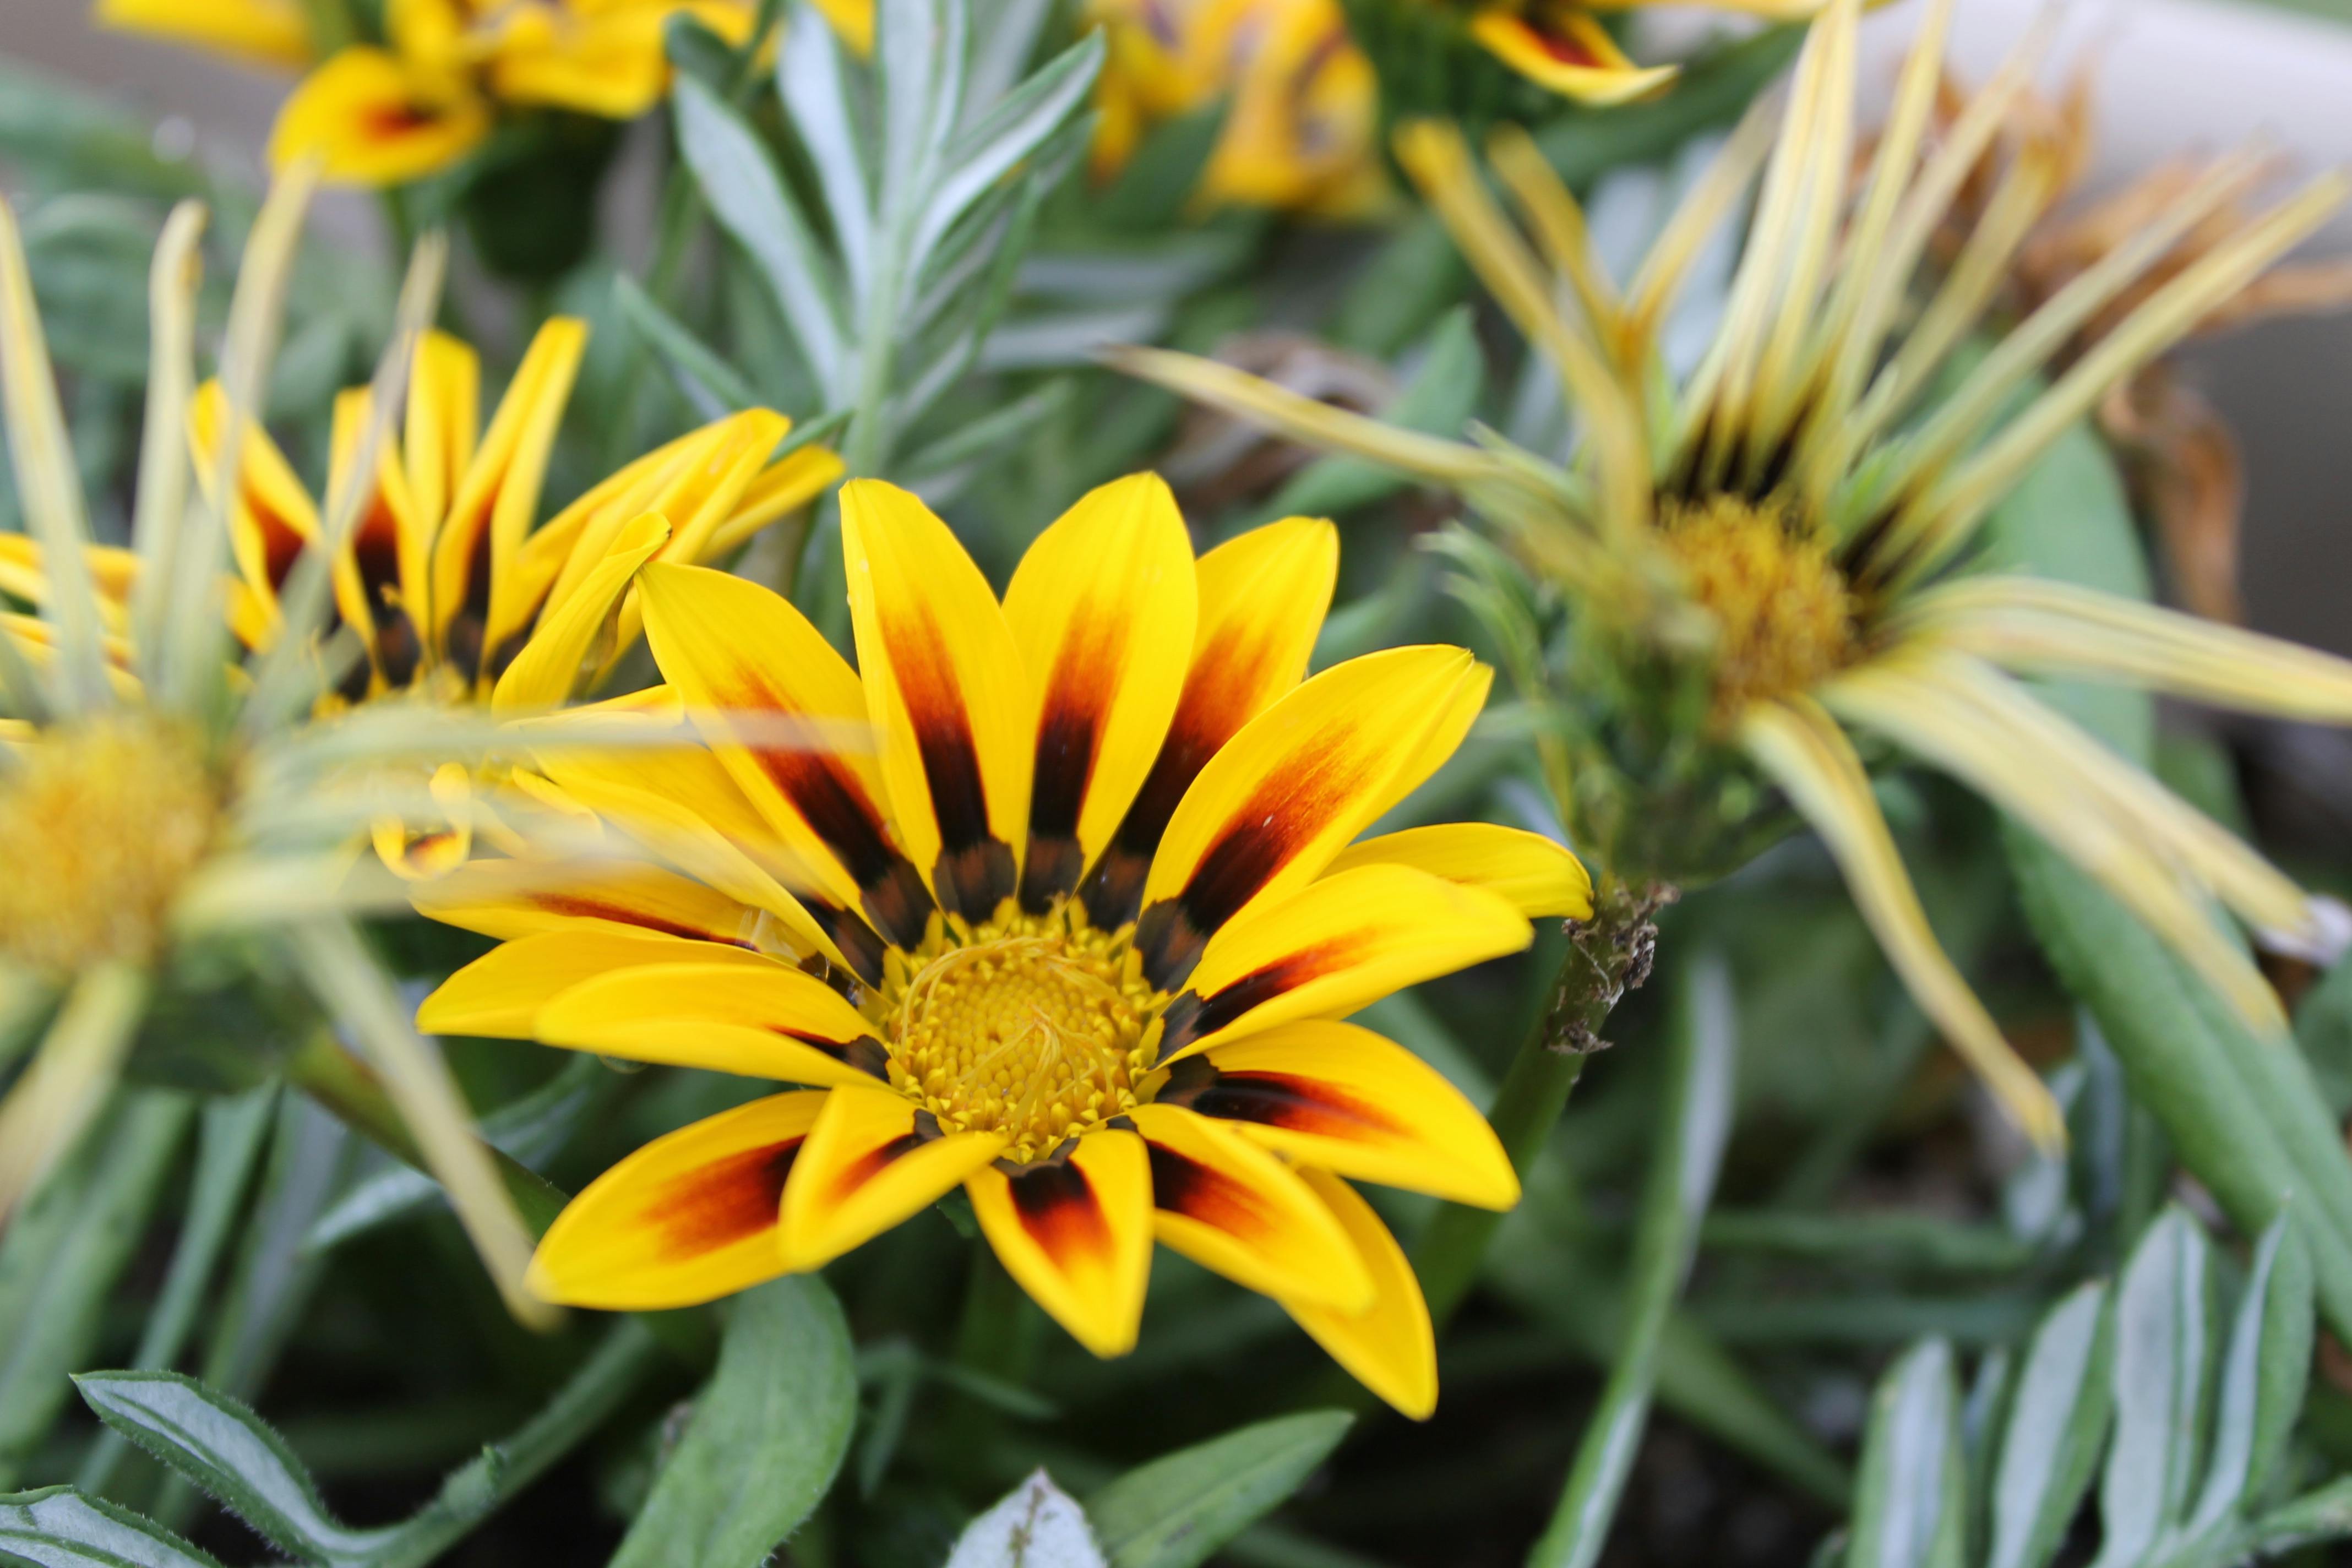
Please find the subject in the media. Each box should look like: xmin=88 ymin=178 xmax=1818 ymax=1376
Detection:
xmin=181 ymin=314 xmax=841 ymax=875
xmin=1468 ymin=0 xmax=1827 ymax=106
xmin=1087 ymin=0 xmax=1387 ymax=216
xmin=259 ymin=0 xmax=760 ymax=185
xmin=1118 ymin=0 xmax=2352 ymax=1149
xmin=412 ymin=474 xmax=1592 ymax=1414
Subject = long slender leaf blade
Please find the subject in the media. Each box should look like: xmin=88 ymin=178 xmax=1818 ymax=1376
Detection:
xmin=2246 ymin=1476 xmax=2352 ymax=1555
xmin=1086 ymin=1411 xmax=1352 ymax=1568
xmin=945 ymin=1471 xmax=1107 ymax=1568
xmin=1843 ymin=1340 xmax=1961 ymax=1568
xmin=2188 ymin=1216 xmax=2310 ymax=1531
xmin=912 ymin=32 xmax=1102 ymax=268
xmin=778 ymin=2 xmax=873 ymax=293
xmin=609 ymin=1276 xmax=857 ymax=1567
xmin=875 ymin=0 xmax=963 ymax=224
xmin=671 ymin=76 xmax=849 ymax=396
xmin=72 ymin=1372 xmax=390 ymax=1561
xmin=1264 ymin=307 xmax=1486 ymax=523
xmin=611 ymin=274 xmax=762 ymax=422
xmin=0 ymin=1487 xmax=222 ymax=1568
xmin=1985 ymin=1281 xmax=2112 ymax=1568
xmin=2093 ymin=1208 xmax=2212 ymax=1565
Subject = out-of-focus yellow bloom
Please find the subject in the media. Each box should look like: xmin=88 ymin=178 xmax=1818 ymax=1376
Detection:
xmin=1467 ymin=0 xmax=1827 ymax=104
xmin=1087 ymin=0 xmax=1387 ymax=216
xmin=100 ymin=0 xmax=761 ymax=186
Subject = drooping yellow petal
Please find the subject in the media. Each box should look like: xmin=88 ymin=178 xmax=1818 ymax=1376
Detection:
xmin=1135 ymin=644 xmax=1480 ymax=989
xmin=967 ymin=1129 xmax=1154 ymax=1357
xmin=188 ymin=378 xmax=323 ymax=634
xmin=1128 ymin=1103 xmax=1372 ymax=1312
xmin=322 ymin=385 xmax=431 ymax=689
xmin=637 ymin=562 xmax=930 ymax=949
xmin=1325 ymin=824 xmax=1592 ymax=918
xmin=1740 ymin=696 xmax=2065 ymax=1150
xmin=1467 ymin=8 xmax=1676 ymax=105
xmin=371 ymin=760 xmax=476 ymax=880
xmin=491 ymin=513 xmax=672 ymax=715
xmin=529 ymin=1091 xmax=827 ymax=1310
xmin=269 ymin=48 xmax=492 ymax=187
xmin=778 ymin=1084 xmax=1008 ymax=1268
xmin=404 ymin=329 xmax=479 ymax=560
xmin=1280 ymin=1169 xmax=1438 ymax=1420
xmin=1002 ymin=473 xmax=1199 ymax=911
xmin=840 ymin=480 xmax=1033 ymax=921
xmin=96 ymin=0 xmax=313 ymax=71
xmin=702 ymin=444 xmax=847 ymax=560
xmin=1082 ymin=516 xmax=1337 ymax=929
xmin=1365 ymin=661 xmax=1493 ymax=824
xmin=418 ymin=927 xmax=777 ymax=1038
xmin=1184 ymin=1020 xmax=1521 ymax=1208
xmin=531 ymin=961 xmax=886 ymax=1086
xmin=408 ymin=854 xmax=765 ymax=947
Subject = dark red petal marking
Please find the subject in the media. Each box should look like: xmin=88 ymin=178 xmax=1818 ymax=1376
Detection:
xmin=1154 ymin=938 xmax=1357 ymax=1055
xmin=1186 ymin=1069 xmax=1405 ymax=1143
xmin=1082 ymin=619 xmax=1288 ymax=931
xmin=826 ymin=1131 xmax=925 ymax=1204
xmin=1007 ymin=1158 xmax=1113 ymax=1267
xmin=1135 ymin=729 xmax=1372 ymax=990
xmin=709 ymin=671 xmax=934 ymax=950
xmin=1021 ymin=595 xmax=1125 ymax=912
xmin=1530 ymin=19 xmax=1601 ymax=67
xmin=530 ymin=894 xmax=756 ymax=948
xmin=349 ymin=491 xmax=420 ymax=687
xmin=643 ymin=1137 xmax=802 ymax=1260
xmin=884 ymin=601 xmax=1015 ymax=920
xmin=1145 ymin=1141 xmax=1278 ymax=1243
xmin=249 ymin=493 xmax=308 ymax=595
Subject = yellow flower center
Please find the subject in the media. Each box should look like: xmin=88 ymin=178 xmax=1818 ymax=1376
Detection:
xmin=1659 ymin=495 xmax=1858 ymax=721
xmin=0 ymin=717 xmax=221 ymax=975
xmin=875 ymin=908 xmax=1162 ymax=1163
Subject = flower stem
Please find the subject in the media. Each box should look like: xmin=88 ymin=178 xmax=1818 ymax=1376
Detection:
xmin=1411 ymin=881 xmax=1671 ymax=1330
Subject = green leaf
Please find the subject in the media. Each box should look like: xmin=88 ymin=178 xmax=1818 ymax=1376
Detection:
xmin=912 ymin=32 xmax=1103 ymax=269
xmin=1843 ymin=1340 xmax=1964 ymax=1568
xmin=2095 ymin=1208 xmax=2213 ymax=1564
xmin=945 ymin=1471 xmax=1107 ymax=1568
xmin=2294 ymin=955 xmax=2352 ymax=1118
xmin=1259 ymin=307 xmax=1486 ymax=525
xmin=0 ymin=1486 xmax=222 ymax=1568
xmin=2187 ymin=1217 xmax=2312 ymax=1531
xmin=610 ymin=275 xmax=766 ymax=425
xmin=777 ymin=1 xmax=873 ymax=289
xmin=1086 ymin=1411 xmax=1353 ymax=1568
xmin=1096 ymin=102 xmax=1229 ymax=232
xmin=610 ymin=1276 xmax=857 ymax=1568
xmin=71 ymin=1371 xmax=392 ymax=1564
xmin=672 ymin=75 xmax=850 ymax=398
xmin=2247 ymin=1476 xmax=2352 ymax=1555
xmin=1985 ymin=1281 xmax=2112 ymax=1568
xmin=0 ymin=1092 xmax=193 ymax=1489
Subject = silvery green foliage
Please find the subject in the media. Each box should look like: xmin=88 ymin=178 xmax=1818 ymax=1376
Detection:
xmin=1832 ymin=1210 xmax=2352 ymax=1568
xmin=664 ymin=0 xmax=1106 ymax=480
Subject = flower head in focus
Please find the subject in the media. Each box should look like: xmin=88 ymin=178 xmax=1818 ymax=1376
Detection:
xmin=1118 ymin=0 xmax=2352 ymax=1148
xmin=412 ymin=473 xmax=1591 ymax=1414
xmin=0 ymin=172 xmax=552 ymax=1323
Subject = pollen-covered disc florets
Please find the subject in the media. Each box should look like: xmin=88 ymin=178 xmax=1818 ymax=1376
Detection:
xmin=0 ymin=717 xmax=221 ymax=974
xmin=1659 ymin=496 xmax=1858 ymax=721
xmin=876 ymin=906 xmax=1162 ymax=1163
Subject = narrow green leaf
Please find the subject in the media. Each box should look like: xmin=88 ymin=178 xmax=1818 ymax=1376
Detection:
xmin=1096 ymin=102 xmax=1228 ymax=232
xmin=2187 ymin=1217 xmax=2311 ymax=1532
xmin=1985 ymin=1281 xmax=2112 ymax=1568
xmin=945 ymin=1471 xmax=1107 ymax=1568
xmin=912 ymin=32 xmax=1102 ymax=269
xmin=2094 ymin=1208 xmax=2213 ymax=1565
xmin=777 ymin=0 xmax=872 ymax=288
xmin=72 ymin=1371 xmax=391 ymax=1563
xmin=2246 ymin=1476 xmax=2352 ymax=1555
xmin=0 ymin=1486 xmax=222 ymax=1568
xmin=672 ymin=75 xmax=849 ymax=396
xmin=1844 ymin=1340 xmax=1963 ymax=1568
xmin=1086 ymin=1411 xmax=1353 ymax=1568
xmin=611 ymin=274 xmax=764 ymax=424
xmin=874 ymin=0 xmax=963 ymax=218
xmin=610 ymin=1276 xmax=857 ymax=1568
xmin=0 ymin=1093 xmax=193 ymax=1489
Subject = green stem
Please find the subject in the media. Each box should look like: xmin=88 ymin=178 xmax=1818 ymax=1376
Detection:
xmin=369 ymin=1320 xmax=669 ymax=1568
xmin=1528 ymin=952 xmax=1733 ymax=1568
xmin=1412 ymin=882 xmax=1670 ymax=1330
xmin=75 ymin=1087 xmax=277 ymax=1499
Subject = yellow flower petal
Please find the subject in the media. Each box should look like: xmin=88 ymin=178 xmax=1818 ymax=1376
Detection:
xmin=418 ymin=927 xmax=774 ymax=1038
xmin=269 ymin=48 xmax=492 ymax=187
xmin=1324 ymin=823 xmax=1593 ymax=918
xmin=529 ymin=1091 xmax=828 ymax=1310
xmin=1280 ymin=1169 xmax=1438 ymax=1420
xmin=408 ymin=854 xmax=765 ymax=946
xmin=532 ymin=960 xmax=886 ymax=1086
xmin=491 ymin=513 xmax=672 ymax=715
xmin=778 ymin=1083 xmax=1008 ymax=1267
xmin=1467 ymin=8 xmax=1676 ymax=105
xmin=96 ymin=0 xmax=312 ymax=72
xmin=968 ymin=1129 xmax=1154 ymax=1357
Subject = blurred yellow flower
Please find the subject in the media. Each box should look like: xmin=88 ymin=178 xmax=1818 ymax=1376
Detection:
xmin=1467 ymin=0 xmax=1827 ymax=106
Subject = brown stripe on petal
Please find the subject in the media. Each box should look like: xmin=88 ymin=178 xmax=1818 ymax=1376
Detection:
xmin=884 ymin=603 xmax=1015 ymax=920
xmin=1191 ymin=1069 xmax=1404 ymax=1144
xmin=1021 ymin=600 xmax=1125 ymax=912
xmin=826 ymin=1131 xmax=925 ymax=1204
xmin=1155 ymin=939 xmax=1354 ymax=1056
xmin=532 ymin=894 xmax=756 ymax=948
xmin=1146 ymin=1141 xmax=1279 ymax=1243
xmin=1082 ymin=620 xmax=1284 ymax=931
xmin=445 ymin=528 xmax=494 ymax=680
xmin=249 ymin=492 xmax=309 ymax=595
xmin=643 ymin=1137 xmax=803 ymax=1260
xmin=794 ymin=891 xmax=889 ymax=987
xmin=1008 ymin=1158 xmax=1114 ymax=1267
xmin=714 ymin=676 xmax=935 ymax=950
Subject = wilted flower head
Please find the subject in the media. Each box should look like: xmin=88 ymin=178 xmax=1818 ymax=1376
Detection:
xmin=1121 ymin=0 xmax=2352 ymax=1146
